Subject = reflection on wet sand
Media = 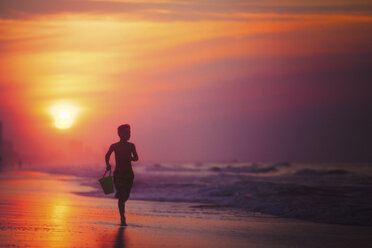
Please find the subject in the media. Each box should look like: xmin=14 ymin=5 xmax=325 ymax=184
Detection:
xmin=0 ymin=171 xmax=250 ymax=248
xmin=2 ymin=171 xmax=370 ymax=248
xmin=0 ymin=171 xmax=121 ymax=247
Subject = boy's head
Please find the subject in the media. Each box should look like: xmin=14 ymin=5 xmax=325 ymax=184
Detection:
xmin=118 ymin=124 xmax=131 ymax=141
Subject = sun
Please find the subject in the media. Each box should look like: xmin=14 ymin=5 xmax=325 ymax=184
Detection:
xmin=51 ymin=103 xmax=78 ymax=129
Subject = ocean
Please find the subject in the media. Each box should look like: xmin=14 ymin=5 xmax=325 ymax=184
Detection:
xmin=39 ymin=162 xmax=372 ymax=226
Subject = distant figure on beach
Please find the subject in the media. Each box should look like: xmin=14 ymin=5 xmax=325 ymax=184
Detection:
xmin=105 ymin=124 xmax=138 ymax=226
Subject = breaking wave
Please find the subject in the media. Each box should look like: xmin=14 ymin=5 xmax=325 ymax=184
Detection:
xmin=57 ymin=162 xmax=372 ymax=226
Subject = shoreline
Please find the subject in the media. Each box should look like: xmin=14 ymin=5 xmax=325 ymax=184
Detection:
xmin=1 ymin=170 xmax=372 ymax=247
xmin=5 ymin=166 xmax=372 ymax=227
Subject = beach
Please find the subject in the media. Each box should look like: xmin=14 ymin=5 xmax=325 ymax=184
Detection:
xmin=1 ymin=170 xmax=372 ymax=248
xmin=1 ymin=0 xmax=372 ymax=247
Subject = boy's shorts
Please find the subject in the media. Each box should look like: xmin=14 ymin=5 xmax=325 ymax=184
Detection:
xmin=113 ymin=172 xmax=134 ymax=200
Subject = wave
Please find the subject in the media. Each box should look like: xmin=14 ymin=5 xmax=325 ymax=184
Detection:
xmin=219 ymin=165 xmax=277 ymax=173
xmin=212 ymin=162 xmax=290 ymax=174
xmin=295 ymin=169 xmax=351 ymax=176
xmin=41 ymin=162 xmax=372 ymax=226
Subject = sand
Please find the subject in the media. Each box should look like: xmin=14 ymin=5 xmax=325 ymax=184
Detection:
xmin=0 ymin=170 xmax=371 ymax=248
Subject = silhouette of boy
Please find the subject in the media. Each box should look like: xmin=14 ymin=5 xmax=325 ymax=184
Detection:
xmin=105 ymin=124 xmax=138 ymax=226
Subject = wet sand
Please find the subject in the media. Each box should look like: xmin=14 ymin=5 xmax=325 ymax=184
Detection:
xmin=0 ymin=171 xmax=371 ymax=248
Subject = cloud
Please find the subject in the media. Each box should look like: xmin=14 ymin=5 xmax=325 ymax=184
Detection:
xmin=0 ymin=0 xmax=371 ymax=21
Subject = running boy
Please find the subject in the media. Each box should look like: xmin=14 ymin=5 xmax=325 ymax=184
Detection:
xmin=105 ymin=124 xmax=138 ymax=226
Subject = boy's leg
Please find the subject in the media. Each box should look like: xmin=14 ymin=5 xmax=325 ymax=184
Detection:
xmin=118 ymin=198 xmax=125 ymax=219
xmin=118 ymin=198 xmax=127 ymax=226
xmin=117 ymin=179 xmax=132 ymax=226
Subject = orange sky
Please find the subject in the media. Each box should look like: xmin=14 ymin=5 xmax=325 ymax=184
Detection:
xmin=1 ymin=0 xmax=372 ymax=165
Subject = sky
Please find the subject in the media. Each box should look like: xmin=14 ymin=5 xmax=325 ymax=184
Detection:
xmin=0 ymin=0 xmax=372 ymax=165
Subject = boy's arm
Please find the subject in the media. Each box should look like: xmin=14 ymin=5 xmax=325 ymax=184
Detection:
xmin=105 ymin=145 xmax=114 ymax=170
xmin=131 ymin=143 xmax=139 ymax=162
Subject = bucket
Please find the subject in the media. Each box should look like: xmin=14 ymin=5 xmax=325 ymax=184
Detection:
xmin=99 ymin=169 xmax=114 ymax=194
